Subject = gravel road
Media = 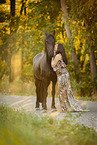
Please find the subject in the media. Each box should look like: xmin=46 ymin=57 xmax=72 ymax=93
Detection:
xmin=0 ymin=95 xmax=97 ymax=132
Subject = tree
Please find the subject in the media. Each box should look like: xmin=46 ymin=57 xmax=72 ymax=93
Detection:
xmin=9 ymin=0 xmax=20 ymax=82
xmin=83 ymin=1 xmax=97 ymax=83
xmin=66 ymin=0 xmax=97 ymax=91
xmin=60 ymin=0 xmax=81 ymax=82
xmin=20 ymin=0 xmax=27 ymax=15
xmin=20 ymin=0 xmax=27 ymax=81
xmin=9 ymin=0 xmax=16 ymax=82
xmin=0 ymin=0 xmax=6 ymax=4
xmin=0 ymin=0 xmax=96 ymax=96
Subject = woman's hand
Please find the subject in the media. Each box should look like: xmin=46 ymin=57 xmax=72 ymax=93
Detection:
xmin=51 ymin=57 xmax=54 ymax=68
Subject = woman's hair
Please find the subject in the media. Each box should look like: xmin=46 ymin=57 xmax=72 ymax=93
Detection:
xmin=56 ymin=43 xmax=68 ymax=64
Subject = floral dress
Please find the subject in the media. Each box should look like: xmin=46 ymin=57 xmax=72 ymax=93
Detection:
xmin=53 ymin=58 xmax=83 ymax=112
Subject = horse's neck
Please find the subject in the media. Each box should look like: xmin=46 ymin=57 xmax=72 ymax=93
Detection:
xmin=45 ymin=54 xmax=51 ymax=66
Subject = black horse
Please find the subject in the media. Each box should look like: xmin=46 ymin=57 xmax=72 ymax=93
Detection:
xmin=33 ymin=31 xmax=57 ymax=110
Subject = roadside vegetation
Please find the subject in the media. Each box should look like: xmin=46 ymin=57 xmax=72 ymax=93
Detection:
xmin=0 ymin=0 xmax=97 ymax=99
xmin=0 ymin=75 xmax=97 ymax=101
xmin=0 ymin=105 xmax=97 ymax=145
xmin=0 ymin=1 xmax=97 ymax=144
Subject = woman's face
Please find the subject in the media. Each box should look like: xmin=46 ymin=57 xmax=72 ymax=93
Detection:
xmin=54 ymin=44 xmax=58 ymax=55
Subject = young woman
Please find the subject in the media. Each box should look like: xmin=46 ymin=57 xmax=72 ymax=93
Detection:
xmin=51 ymin=43 xmax=83 ymax=112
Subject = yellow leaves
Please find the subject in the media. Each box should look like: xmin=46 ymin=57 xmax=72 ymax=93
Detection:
xmin=68 ymin=17 xmax=71 ymax=22
xmin=0 ymin=58 xmax=6 ymax=73
xmin=28 ymin=53 xmax=33 ymax=59
xmin=74 ymin=37 xmax=80 ymax=50
xmin=82 ymin=39 xmax=86 ymax=44
xmin=81 ymin=53 xmax=89 ymax=73
xmin=36 ymin=23 xmax=38 ymax=26
xmin=59 ymin=39 xmax=64 ymax=44
xmin=85 ymin=54 xmax=89 ymax=61
xmin=48 ymin=15 xmax=50 ymax=19
xmin=80 ymin=56 xmax=84 ymax=61
xmin=68 ymin=51 xmax=70 ymax=55
xmin=0 ymin=39 xmax=3 ymax=46
xmin=65 ymin=38 xmax=68 ymax=42
xmin=89 ymin=17 xmax=92 ymax=19
xmin=24 ymin=41 xmax=27 ymax=45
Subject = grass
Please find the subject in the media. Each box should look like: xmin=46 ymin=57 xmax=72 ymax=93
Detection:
xmin=78 ymin=96 xmax=97 ymax=102
xmin=0 ymin=76 xmax=97 ymax=101
xmin=0 ymin=76 xmax=59 ymax=97
xmin=0 ymin=105 xmax=97 ymax=145
xmin=0 ymin=76 xmax=36 ymax=96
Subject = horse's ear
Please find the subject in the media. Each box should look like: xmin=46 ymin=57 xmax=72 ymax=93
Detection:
xmin=45 ymin=31 xmax=48 ymax=36
xmin=53 ymin=30 xmax=55 ymax=36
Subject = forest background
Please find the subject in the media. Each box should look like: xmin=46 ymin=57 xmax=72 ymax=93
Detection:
xmin=0 ymin=0 xmax=97 ymax=99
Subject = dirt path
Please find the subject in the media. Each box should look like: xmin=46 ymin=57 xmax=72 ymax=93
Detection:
xmin=0 ymin=95 xmax=97 ymax=132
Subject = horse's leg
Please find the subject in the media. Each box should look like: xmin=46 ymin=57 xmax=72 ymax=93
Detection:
xmin=51 ymin=81 xmax=56 ymax=109
xmin=35 ymin=78 xmax=41 ymax=109
xmin=42 ymin=81 xmax=50 ymax=110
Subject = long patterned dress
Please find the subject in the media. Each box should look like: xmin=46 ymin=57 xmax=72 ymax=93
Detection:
xmin=53 ymin=58 xmax=83 ymax=112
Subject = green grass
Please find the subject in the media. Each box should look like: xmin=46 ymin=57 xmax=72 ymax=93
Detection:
xmin=0 ymin=105 xmax=97 ymax=145
xmin=0 ymin=76 xmax=59 ymax=98
xmin=0 ymin=76 xmax=97 ymax=101
xmin=0 ymin=76 xmax=36 ymax=96
xmin=78 ymin=96 xmax=97 ymax=102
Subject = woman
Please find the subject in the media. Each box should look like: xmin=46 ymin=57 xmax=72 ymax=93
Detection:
xmin=51 ymin=43 xmax=83 ymax=112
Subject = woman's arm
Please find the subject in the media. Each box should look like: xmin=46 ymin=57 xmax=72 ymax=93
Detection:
xmin=51 ymin=54 xmax=62 ymax=68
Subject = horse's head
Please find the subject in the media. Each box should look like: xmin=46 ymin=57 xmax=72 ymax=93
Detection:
xmin=44 ymin=31 xmax=55 ymax=59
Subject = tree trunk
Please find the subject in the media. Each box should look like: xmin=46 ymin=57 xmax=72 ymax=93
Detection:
xmin=9 ymin=0 xmax=15 ymax=82
xmin=87 ymin=37 xmax=97 ymax=82
xmin=89 ymin=48 xmax=97 ymax=82
xmin=85 ymin=21 xmax=97 ymax=83
xmin=20 ymin=0 xmax=27 ymax=15
xmin=20 ymin=0 xmax=27 ymax=81
xmin=9 ymin=0 xmax=19 ymax=82
xmin=9 ymin=34 xmax=16 ymax=82
xmin=60 ymin=0 xmax=81 ymax=82
xmin=10 ymin=0 xmax=15 ymax=16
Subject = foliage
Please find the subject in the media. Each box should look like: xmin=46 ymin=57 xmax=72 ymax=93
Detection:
xmin=0 ymin=75 xmax=36 ymax=96
xmin=0 ymin=75 xmax=60 ymax=97
xmin=0 ymin=105 xmax=97 ymax=145
xmin=0 ymin=0 xmax=97 ymax=97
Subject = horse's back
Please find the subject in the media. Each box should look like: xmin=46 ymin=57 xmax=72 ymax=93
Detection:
xmin=33 ymin=53 xmax=43 ymax=64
